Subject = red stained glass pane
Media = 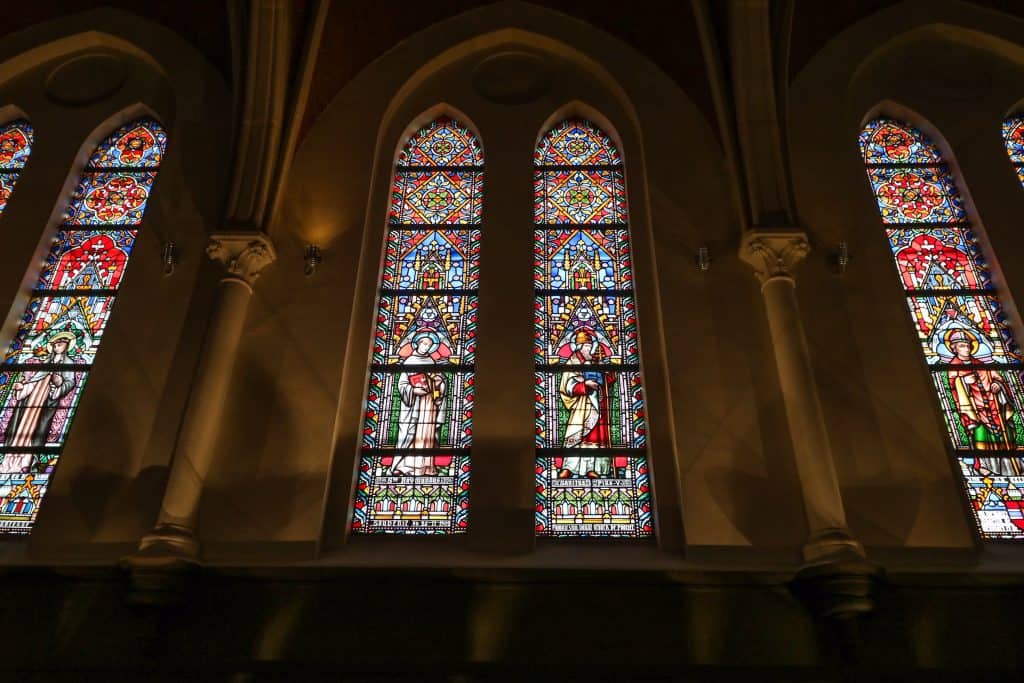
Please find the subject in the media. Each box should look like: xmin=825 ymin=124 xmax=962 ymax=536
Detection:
xmin=860 ymin=118 xmax=941 ymax=165
xmin=535 ymin=455 xmax=651 ymax=537
xmin=535 ymin=294 xmax=638 ymax=365
xmin=931 ymin=369 xmax=1024 ymax=452
xmin=352 ymin=454 xmax=469 ymax=534
xmin=959 ymin=458 xmax=1024 ymax=539
xmin=534 ymin=169 xmax=627 ymax=224
xmin=37 ymin=230 xmax=137 ymax=291
xmin=64 ymin=171 xmax=156 ymax=225
xmin=0 ymin=175 xmax=15 ymax=215
xmin=396 ymin=117 xmax=482 ymax=167
xmin=88 ymin=118 xmax=167 ymax=168
xmin=886 ymin=229 xmax=991 ymax=291
xmin=534 ymin=119 xmax=621 ymax=167
xmin=390 ymin=171 xmax=482 ymax=225
xmin=374 ymin=295 xmax=477 ymax=366
xmin=867 ymin=167 xmax=963 ymax=224
xmin=0 ymin=120 xmax=34 ymax=170
xmin=1002 ymin=117 xmax=1024 ymax=164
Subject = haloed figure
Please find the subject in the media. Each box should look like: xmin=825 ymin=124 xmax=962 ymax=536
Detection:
xmin=1 ymin=331 xmax=78 ymax=473
xmin=392 ymin=331 xmax=447 ymax=476
xmin=559 ymin=329 xmax=614 ymax=478
xmin=946 ymin=329 xmax=1017 ymax=469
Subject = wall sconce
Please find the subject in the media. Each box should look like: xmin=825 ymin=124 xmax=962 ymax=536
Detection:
xmin=161 ymin=241 xmax=178 ymax=276
xmin=695 ymin=245 xmax=712 ymax=272
xmin=304 ymin=244 xmax=322 ymax=277
xmin=830 ymin=241 xmax=850 ymax=275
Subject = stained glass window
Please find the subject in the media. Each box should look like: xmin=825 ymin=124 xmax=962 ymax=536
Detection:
xmin=533 ymin=119 xmax=652 ymax=537
xmin=861 ymin=118 xmax=1024 ymax=540
xmin=1003 ymin=116 xmax=1024 ymax=188
xmin=352 ymin=117 xmax=481 ymax=534
xmin=0 ymin=118 xmax=166 ymax=534
xmin=0 ymin=119 xmax=35 ymax=217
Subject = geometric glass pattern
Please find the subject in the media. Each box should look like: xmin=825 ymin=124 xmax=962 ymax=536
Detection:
xmin=861 ymin=118 xmax=1024 ymax=540
xmin=1004 ymin=117 xmax=1024 ymax=189
xmin=0 ymin=118 xmax=166 ymax=534
xmin=352 ymin=116 xmax=481 ymax=534
xmin=0 ymin=119 xmax=35 ymax=216
xmin=533 ymin=119 xmax=652 ymax=537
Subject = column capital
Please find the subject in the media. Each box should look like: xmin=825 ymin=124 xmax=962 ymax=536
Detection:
xmin=739 ymin=230 xmax=810 ymax=284
xmin=206 ymin=231 xmax=277 ymax=287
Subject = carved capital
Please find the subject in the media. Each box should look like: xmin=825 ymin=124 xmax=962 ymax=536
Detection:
xmin=739 ymin=230 xmax=810 ymax=284
xmin=206 ymin=231 xmax=276 ymax=286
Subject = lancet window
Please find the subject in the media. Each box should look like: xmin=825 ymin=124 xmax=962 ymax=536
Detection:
xmin=0 ymin=117 xmax=167 ymax=533
xmin=533 ymin=119 xmax=652 ymax=537
xmin=0 ymin=119 xmax=34 ymax=217
xmin=352 ymin=116 xmax=481 ymax=534
xmin=861 ymin=117 xmax=1024 ymax=539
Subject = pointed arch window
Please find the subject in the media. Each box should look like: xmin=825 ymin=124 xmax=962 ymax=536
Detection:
xmin=0 ymin=119 xmax=35 ymax=217
xmin=0 ymin=117 xmax=167 ymax=534
xmin=1003 ymin=116 xmax=1024 ymax=188
xmin=352 ymin=116 xmax=481 ymax=534
xmin=861 ymin=118 xmax=1024 ymax=539
xmin=533 ymin=119 xmax=652 ymax=537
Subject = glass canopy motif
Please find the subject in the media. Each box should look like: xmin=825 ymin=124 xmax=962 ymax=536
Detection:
xmin=533 ymin=119 xmax=652 ymax=538
xmin=0 ymin=118 xmax=167 ymax=534
xmin=352 ymin=117 xmax=481 ymax=534
xmin=1004 ymin=117 xmax=1024 ymax=189
xmin=0 ymin=119 xmax=35 ymax=216
xmin=861 ymin=118 xmax=1024 ymax=540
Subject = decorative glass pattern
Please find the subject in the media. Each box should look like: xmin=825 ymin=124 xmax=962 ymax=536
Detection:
xmin=534 ymin=119 xmax=652 ymax=538
xmin=352 ymin=117 xmax=482 ymax=535
xmin=1004 ymin=117 xmax=1024 ymax=189
xmin=0 ymin=118 xmax=166 ymax=534
xmin=0 ymin=119 xmax=34 ymax=216
xmin=862 ymin=118 xmax=1024 ymax=540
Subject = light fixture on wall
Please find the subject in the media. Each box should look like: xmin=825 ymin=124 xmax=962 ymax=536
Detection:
xmin=830 ymin=241 xmax=850 ymax=275
xmin=304 ymin=244 xmax=323 ymax=277
xmin=161 ymin=241 xmax=178 ymax=276
xmin=695 ymin=245 xmax=712 ymax=272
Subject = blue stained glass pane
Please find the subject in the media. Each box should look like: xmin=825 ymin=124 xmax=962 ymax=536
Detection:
xmin=0 ymin=120 xmax=34 ymax=170
xmin=383 ymin=229 xmax=480 ymax=291
xmin=535 ymin=294 xmax=638 ymax=366
xmin=374 ymin=295 xmax=477 ymax=366
xmin=88 ymin=119 xmax=167 ymax=168
xmin=64 ymin=171 xmax=156 ymax=225
xmin=860 ymin=118 xmax=941 ymax=165
xmin=535 ymin=228 xmax=633 ymax=290
xmin=0 ymin=174 xmax=16 ymax=215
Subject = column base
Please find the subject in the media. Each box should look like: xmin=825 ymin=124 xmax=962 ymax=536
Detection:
xmin=792 ymin=529 xmax=882 ymax=620
xmin=121 ymin=525 xmax=200 ymax=606
xmin=802 ymin=527 xmax=866 ymax=565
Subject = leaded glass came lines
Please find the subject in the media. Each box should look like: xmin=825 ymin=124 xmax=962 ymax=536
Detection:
xmin=1004 ymin=117 xmax=1024 ymax=189
xmin=0 ymin=119 xmax=34 ymax=216
xmin=0 ymin=118 xmax=166 ymax=534
xmin=533 ymin=118 xmax=652 ymax=538
xmin=861 ymin=118 xmax=1024 ymax=540
xmin=352 ymin=116 xmax=481 ymax=535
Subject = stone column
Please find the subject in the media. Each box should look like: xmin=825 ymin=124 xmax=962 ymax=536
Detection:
xmin=135 ymin=232 xmax=276 ymax=561
xmin=739 ymin=230 xmax=864 ymax=565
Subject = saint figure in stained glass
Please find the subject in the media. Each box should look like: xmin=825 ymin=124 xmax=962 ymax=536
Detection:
xmin=1004 ymin=117 xmax=1024 ymax=188
xmin=862 ymin=117 xmax=1024 ymax=540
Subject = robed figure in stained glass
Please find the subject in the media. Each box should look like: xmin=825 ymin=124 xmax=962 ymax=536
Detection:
xmin=558 ymin=329 xmax=614 ymax=477
xmin=945 ymin=329 xmax=1016 ymax=456
xmin=393 ymin=332 xmax=447 ymax=475
xmin=2 ymin=331 xmax=78 ymax=458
